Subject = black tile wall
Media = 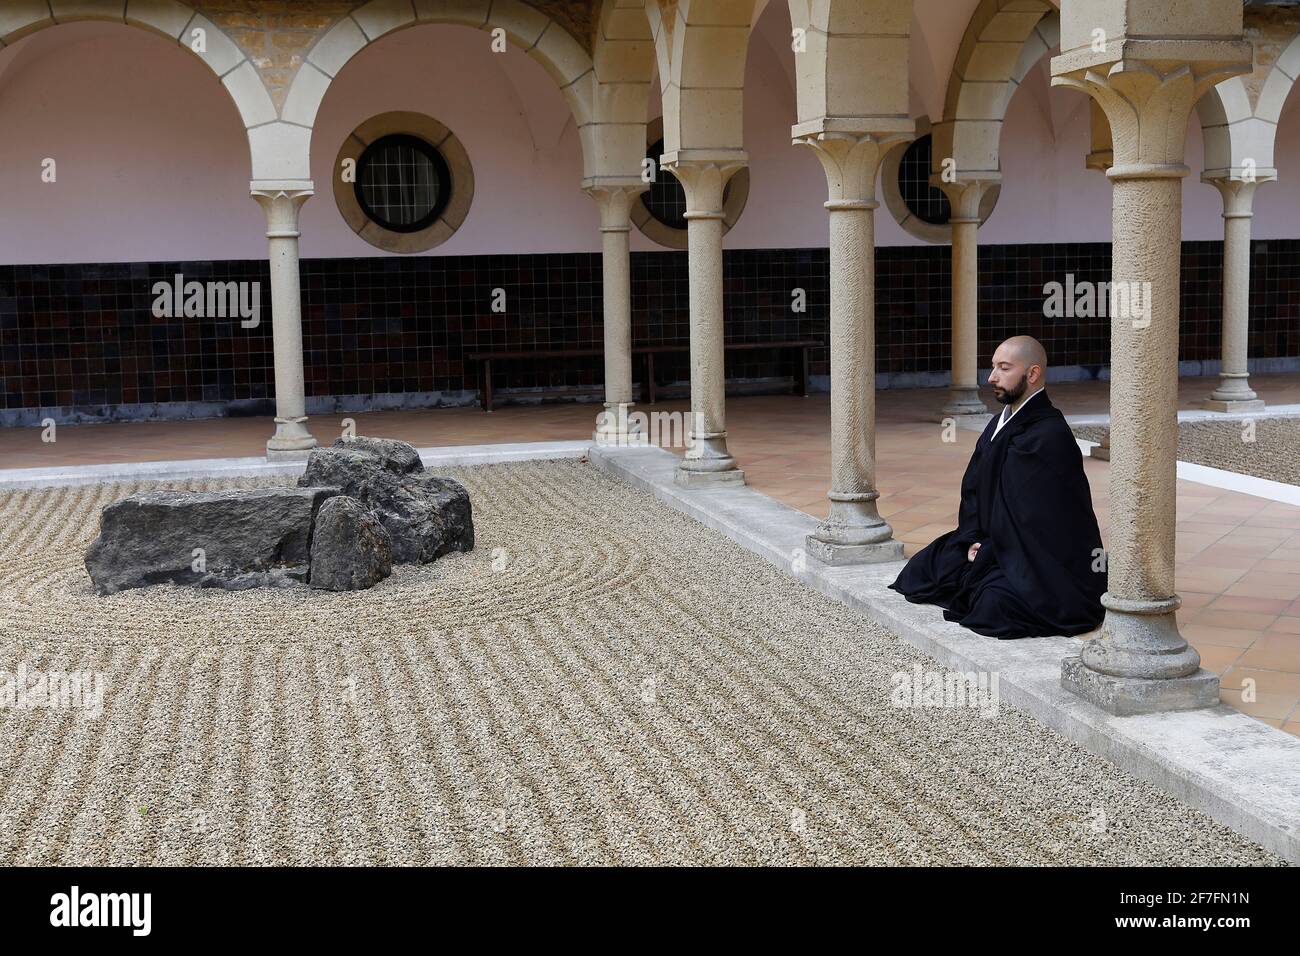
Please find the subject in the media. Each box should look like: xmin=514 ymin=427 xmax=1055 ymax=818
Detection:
xmin=1 ymin=242 xmax=1296 ymax=416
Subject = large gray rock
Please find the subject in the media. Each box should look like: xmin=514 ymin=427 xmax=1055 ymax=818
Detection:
xmin=299 ymin=438 xmax=474 ymax=563
xmin=309 ymin=496 xmax=393 ymax=591
xmin=327 ymin=436 xmax=424 ymax=476
xmin=85 ymin=486 xmax=337 ymax=595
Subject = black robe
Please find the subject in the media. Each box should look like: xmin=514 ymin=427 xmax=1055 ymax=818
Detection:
xmin=889 ymin=390 xmax=1106 ymax=638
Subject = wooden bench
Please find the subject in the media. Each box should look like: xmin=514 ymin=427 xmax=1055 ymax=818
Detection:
xmin=466 ymin=340 xmax=820 ymax=412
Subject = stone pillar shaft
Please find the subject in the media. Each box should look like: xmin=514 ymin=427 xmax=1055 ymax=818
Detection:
xmin=828 ymin=201 xmax=874 ymax=495
xmin=251 ymin=182 xmax=317 ymax=461
xmin=1205 ymin=178 xmax=1264 ymax=411
xmin=587 ymin=185 xmax=647 ymax=445
xmin=663 ymin=161 xmax=745 ymax=486
xmin=939 ymin=180 xmax=992 ymax=417
xmin=1105 ymin=173 xmax=1181 ymax=608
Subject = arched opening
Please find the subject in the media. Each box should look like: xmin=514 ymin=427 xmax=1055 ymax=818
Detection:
xmin=0 ymin=20 xmax=268 ymax=417
xmin=0 ymin=22 xmax=258 ymax=263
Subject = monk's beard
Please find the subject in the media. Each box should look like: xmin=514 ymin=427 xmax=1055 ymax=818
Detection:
xmin=993 ymin=374 xmax=1028 ymax=405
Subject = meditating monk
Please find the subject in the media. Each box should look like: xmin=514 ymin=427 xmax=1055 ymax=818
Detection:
xmin=889 ymin=336 xmax=1106 ymax=638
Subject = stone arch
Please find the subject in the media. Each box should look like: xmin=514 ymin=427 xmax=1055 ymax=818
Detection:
xmin=272 ymin=0 xmax=598 ymax=183
xmin=0 ymin=0 xmax=278 ymax=174
xmin=931 ymin=0 xmax=1058 ymax=178
xmin=1197 ymin=27 xmax=1300 ymax=181
xmin=643 ymin=0 xmax=759 ymax=162
xmin=785 ymin=0 xmax=912 ymax=137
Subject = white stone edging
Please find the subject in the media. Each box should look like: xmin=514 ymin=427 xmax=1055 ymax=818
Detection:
xmin=0 ymin=441 xmax=592 ymax=491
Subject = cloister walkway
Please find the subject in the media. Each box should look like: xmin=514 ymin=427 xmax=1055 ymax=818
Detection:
xmin=3 ymin=373 xmax=1299 ymax=735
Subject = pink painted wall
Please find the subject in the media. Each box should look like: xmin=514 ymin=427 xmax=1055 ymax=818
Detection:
xmin=2 ymin=13 xmax=1299 ymax=266
xmin=0 ymin=23 xmax=261 ymax=264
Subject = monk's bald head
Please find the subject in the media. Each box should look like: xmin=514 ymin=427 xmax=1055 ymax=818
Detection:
xmin=989 ymin=336 xmax=1047 ymax=406
xmin=1002 ymin=335 xmax=1047 ymax=372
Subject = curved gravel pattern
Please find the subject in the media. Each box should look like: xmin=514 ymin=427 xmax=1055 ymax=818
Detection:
xmin=0 ymin=459 xmax=1283 ymax=865
xmin=1074 ymin=418 xmax=1300 ymax=486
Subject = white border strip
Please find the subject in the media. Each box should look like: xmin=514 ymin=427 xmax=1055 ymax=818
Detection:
xmin=1175 ymin=459 xmax=1300 ymax=507
xmin=0 ymin=440 xmax=593 ymax=490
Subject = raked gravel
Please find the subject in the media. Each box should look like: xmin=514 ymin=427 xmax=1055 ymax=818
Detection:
xmin=1074 ymin=418 xmax=1300 ymax=486
xmin=0 ymin=459 xmax=1284 ymax=865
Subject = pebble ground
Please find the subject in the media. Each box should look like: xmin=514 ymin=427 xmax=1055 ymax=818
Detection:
xmin=0 ymin=459 xmax=1284 ymax=865
xmin=1073 ymin=418 xmax=1300 ymax=485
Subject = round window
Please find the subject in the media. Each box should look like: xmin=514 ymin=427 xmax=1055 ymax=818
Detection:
xmin=334 ymin=112 xmax=474 ymax=254
xmin=898 ymin=135 xmax=950 ymax=226
xmin=355 ymin=133 xmax=452 ymax=234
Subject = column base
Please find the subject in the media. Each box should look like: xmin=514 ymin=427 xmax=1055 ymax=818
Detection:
xmin=1081 ymin=597 xmax=1201 ymax=680
xmin=1061 ymin=656 xmax=1220 ymax=716
xmin=674 ymin=466 xmax=745 ymax=488
xmin=266 ymin=446 xmax=316 ymax=462
xmin=937 ymin=386 xmax=990 ymax=419
xmin=1201 ymin=398 xmax=1265 ymax=413
xmin=806 ymin=495 xmax=903 ymax=565
xmin=266 ymin=416 xmax=317 ymax=461
xmin=593 ymin=403 xmax=647 ymax=448
xmin=805 ymin=535 xmax=903 ymax=566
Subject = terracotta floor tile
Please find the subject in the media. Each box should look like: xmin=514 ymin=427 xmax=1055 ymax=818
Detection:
xmin=1203 ymin=594 xmax=1294 ymax=615
xmin=1268 ymin=616 xmax=1300 ymax=635
xmin=1217 ymin=682 xmax=1300 ymax=723
xmin=1188 ymin=609 xmax=1280 ymax=632
xmin=1191 ymin=642 xmax=1245 ymax=675
xmin=1235 ymin=634 xmax=1300 ymax=673
xmin=1181 ymin=624 xmax=1262 ymax=649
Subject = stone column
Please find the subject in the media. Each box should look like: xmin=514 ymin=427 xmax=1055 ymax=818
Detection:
xmin=797 ymin=132 xmax=907 ymax=564
xmin=1087 ymin=105 xmax=1112 ymax=465
xmin=662 ymin=159 xmax=745 ymax=487
xmin=587 ymin=184 xmax=648 ymax=445
xmin=1203 ymin=176 xmax=1266 ymax=412
xmin=251 ymin=181 xmax=317 ymax=461
xmin=938 ymin=179 xmax=995 ymax=417
xmin=1053 ymin=41 xmax=1249 ymax=715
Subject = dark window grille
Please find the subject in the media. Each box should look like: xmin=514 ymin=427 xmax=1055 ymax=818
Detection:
xmin=355 ymin=133 xmax=451 ymax=233
xmin=899 ymin=135 xmax=951 ymax=226
xmin=640 ymin=138 xmax=733 ymax=231
xmin=641 ymin=139 xmax=687 ymax=230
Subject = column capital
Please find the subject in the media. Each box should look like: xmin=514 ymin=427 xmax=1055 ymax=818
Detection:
xmin=584 ymin=182 xmax=649 ymax=231
xmin=1202 ymin=174 xmax=1269 ymax=218
xmin=793 ymin=130 xmax=913 ymax=205
xmin=936 ymin=177 xmax=997 ymax=223
xmin=1053 ymin=60 xmax=1245 ymax=175
xmin=660 ymin=158 xmax=746 ymax=218
xmin=250 ymin=180 xmax=314 ymax=237
xmin=1085 ymin=99 xmax=1113 ymax=173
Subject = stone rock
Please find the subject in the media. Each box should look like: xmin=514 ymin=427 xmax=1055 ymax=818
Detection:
xmin=309 ymin=496 xmax=394 ymax=591
xmin=85 ymin=486 xmax=338 ymax=595
xmin=332 ymin=436 xmax=424 ymax=475
xmin=299 ymin=438 xmax=474 ymax=563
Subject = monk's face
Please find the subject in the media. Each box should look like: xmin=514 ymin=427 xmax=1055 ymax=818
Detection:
xmin=989 ymin=345 xmax=1030 ymax=405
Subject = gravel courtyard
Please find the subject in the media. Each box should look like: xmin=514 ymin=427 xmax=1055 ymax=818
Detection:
xmin=1073 ymin=417 xmax=1300 ymax=486
xmin=0 ymin=459 xmax=1283 ymax=865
